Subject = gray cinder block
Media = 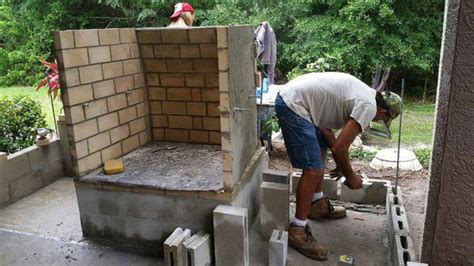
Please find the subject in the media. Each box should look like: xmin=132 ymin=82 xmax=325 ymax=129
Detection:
xmin=269 ymin=229 xmax=288 ymax=266
xmin=183 ymin=231 xmax=212 ymax=266
xmin=164 ymin=227 xmax=191 ymax=266
xmin=290 ymin=173 xmax=338 ymax=199
xmin=340 ymin=178 xmax=389 ymax=205
xmin=213 ymin=205 xmax=249 ymax=266
xmin=406 ymin=262 xmax=428 ymax=266
xmin=263 ymin=169 xmax=290 ymax=184
xmin=392 ymin=234 xmax=416 ymax=266
xmin=260 ymin=181 xmax=289 ymax=238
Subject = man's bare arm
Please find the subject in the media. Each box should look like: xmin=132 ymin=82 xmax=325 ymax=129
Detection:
xmin=321 ymin=128 xmax=336 ymax=148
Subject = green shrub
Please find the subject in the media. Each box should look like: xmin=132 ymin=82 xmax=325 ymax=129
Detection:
xmin=0 ymin=95 xmax=47 ymax=154
xmin=413 ymin=148 xmax=431 ymax=169
xmin=349 ymin=148 xmax=377 ymax=161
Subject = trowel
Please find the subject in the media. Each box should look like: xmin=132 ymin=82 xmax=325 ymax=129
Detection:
xmin=361 ymin=174 xmax=386 ymax=192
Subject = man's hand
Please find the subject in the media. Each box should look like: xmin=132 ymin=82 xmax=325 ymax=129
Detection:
xmin=344 ymin=174 xmax=363 ymax=189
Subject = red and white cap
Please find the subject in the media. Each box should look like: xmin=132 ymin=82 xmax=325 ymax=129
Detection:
xmin=170 ymin=2 xmax=194 ymax=19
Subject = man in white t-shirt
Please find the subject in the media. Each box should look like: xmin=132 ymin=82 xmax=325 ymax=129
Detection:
xmin=275 ymin=72 xmax=401 ymax=261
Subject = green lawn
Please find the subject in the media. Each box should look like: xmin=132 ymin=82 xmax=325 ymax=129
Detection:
xmin=0 ymin=86 xmax=63 ymax=131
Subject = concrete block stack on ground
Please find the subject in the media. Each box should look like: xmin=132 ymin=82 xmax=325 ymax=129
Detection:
xmin=290 ymin=172 xmax=337 ymax=199
xmin=213 ymin=205 xmax=249 ymax=266
xmin=262 ymin=169 xmax=290 ymax=184
xmin=260 ymin=181 xmax=289 ymax=238
xmin=183 ymin=231 xmax=213 ymax=266
xmin=340 ymin=178 xmax=389 ymax=205
xmin=269 ymin=229 xmax=288 ymax=266
xmin=163 ymin=227 xmax=191 ymax=266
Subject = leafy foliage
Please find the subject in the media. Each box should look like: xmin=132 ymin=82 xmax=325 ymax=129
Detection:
xmin=349 ymin=148 xmax=377 ymax=161
xmin=413 ymin=147 xmax=431 ymax=169
xmin=0 ymin=95 xmax=47 ymax=154
xmin=261 ymin=115 xmax=280 ymax=136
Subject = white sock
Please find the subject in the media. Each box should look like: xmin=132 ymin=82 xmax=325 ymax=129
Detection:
xmin=292 ymin=217 xmax=307 ymax=227
xmin=312 ymin=192 xmax=324 ymax=202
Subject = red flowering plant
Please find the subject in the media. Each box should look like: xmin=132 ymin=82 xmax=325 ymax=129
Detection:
xmin=36 ymin=59 xmax=60 ymax=99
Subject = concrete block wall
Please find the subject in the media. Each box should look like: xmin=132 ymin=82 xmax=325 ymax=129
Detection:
xmin=55 ymin=28 xmax=151 ymax=176
xmin=136 ymin=28 xmax=221 ymax=145
xmin=0 ymin=139 xmax=64 ymax=208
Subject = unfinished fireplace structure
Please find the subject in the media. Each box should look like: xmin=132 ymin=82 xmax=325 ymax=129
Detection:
xmin=54 ymin=26 xmax=267 ymax=255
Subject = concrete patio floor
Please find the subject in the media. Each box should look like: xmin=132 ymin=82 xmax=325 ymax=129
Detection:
xmin=0 ymin=178 xmax=391 ymax=265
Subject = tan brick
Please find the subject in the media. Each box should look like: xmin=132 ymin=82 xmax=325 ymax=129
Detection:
xmin=133 ymin=74 xmax=145 ymax=88
xmin=152 ymin=115 xmax=168 ymax=127
xmin=129 ymin=117 xmax=146 ymax=135
xmin=167 ymin=88 xmax=191 ymax=101
xmin=219 ymin=71 xmax=229 ymax=92
xmin=93 ymin=79 xmax=115 ymax=99
xmin=107 ymin=94 xmax=127 ymax=112
xmin=220 ymin=117 xmax=230 ymax=132
xmin=218 ymin=49 xmax=229 ymax=71
xmin=193 ymin=59 xmax=218 ymax=73
xmin=85 ymin=98 xmax=108 ymax=119
xmin=99 ymin=29 xmax=120 ymax=45
xmin=189 ymin=28 xmax=216 ymax=43
xmin=123 ymin=59 xmax=141 ymax=75
xmin=221 ymin=133 xmax=230 ymax=150
xmin=152 ymin=128 xmax=164 ymax=140
xmin=127 ymin=88 xmax=145 ymax=105
xmin=160 ymin=74 xmax=185 ymax=87
xmin=122 ymin=134 xmax=140 ymax=154
xmin=154 ymin=44 xmax=180 ymax=58
xmin=191 ymin=88 xmax=201 ymax=101
xmin=101 ymin=142 xmax=122 ymax=161
xmin=119 ymin=106 xmax=137 ymax=124
xmin=75 ymin=140 xmax=88 ymax=159
xmin=98 ymin=112 xmax=119 ymax=132
xmin=140 ymin=45 xmax=154 ymax=58
xmin=66 ymin=84 xmax=93 ymax=106
xmin=88 ymin=132 xmax=111 ymax=153
xmin=168 ymin=115 xmax=193 ymax=129
xmin=102 ymin=61 xmax=123 ymax=79
xmin=130 ymin=43 xmax=140 ymax=58
xmin=74 ymin=29 xmax=99 ymax=47
xmin=166 ymin=59 xmax=193 ymax=73
xmin=202 ymin=88 xmax=219 ymax=102
xmin=143 ymin=59 xmax=167 ymax=72
xmin=150 ymin=101 xmax=162 ymax=114
xmin=111 ymin=44 xmax=130 ymax=61
xmin=193 ymin=117 xmax=203 ymax=129
xmin=64 ymin=105 xmax=84 ymax=124
xmin=79 ymin=65 xmax=103 ymax=84
xmin=110 ymin=124 xmax=129 ymax=143
xmin=205 ymin=74 xmax=219 ymax=87
xmin=148 ymin=87 xmax=167 ymax=100
xmin=222 ymin=152 xmax=232 ymax=171
xmin=190 ymin=130 xmax=209 ymax=143
xmin=146 ymin=73 xmax=160 ymax=86
xmin=185 ymin=74 xmax=205 ymax=87
xmin=72 ymin=119 xmax=98 ymax=141
xmin=119 ymin=28 xmax=137 ymax=43
xmin=136 ymin=102 xmax=148 ymax=117
xmin=207 ymin=103 xmax=219 ymax=117
xmin=220 ymin=92 xmax=229 ymax=108
xmin=165 ymin=129 xmax=189 ymax=142
xmin=139 ymin=129 xmax=151 ymax=145
xmin=61 ymin=68 xmax=80 ymax=87
xmin=61 ymin=48 xmax=88 ymax=68
xmin=216 ymin=27 xmax=228 ymax=48
xmin=209 ymin=131 xmax=221 ymax=145
xmin=77 ymin=152 xmax=101 ymax=174
xmin=115 ymin=75 xmax=134 ymax=93
xmin=200 ymin=44 xmax=217 ymax=58
xmin=89 ymin=46 xmax=111 ymax=64
xmin=137 ymin=30 xmax=162 ymax=44
xmin=54 ymin=30 xmax=74 ymax=49
xmin=180 ymin=44 xmax=200 ymax=58
xmin=161 ymin=29 xmax=188 ymax=43
xmin=187 ymin=102 xmax=206 ymax=116
xmin=162 ymin=101 xmax=186 ymax=115
xmin=203 ymin=117 xmax=220 ymax=131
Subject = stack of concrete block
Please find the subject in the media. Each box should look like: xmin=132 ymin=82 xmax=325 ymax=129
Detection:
xmin=340 ymin=178 xmax=390 ymax=205
xmin=213 ymin=205 xmax=249 ymax=266
xmin=164 ymin=227 xmax=191 ymax=266
xmin=260 ymin=179 xmax=289 ymax=238
xmin=183 ymin=231 xmax=213 ymax=266
xmin=269 ymin=229 xmax=288 ymax=266
xmin=263 ymin=169 xmax=290 ymax=184
xmin=290 ymin=172 xmax=338 ymax=199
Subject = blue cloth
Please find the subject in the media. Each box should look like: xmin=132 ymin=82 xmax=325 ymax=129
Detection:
xmin=275 ymin=94 xmax=326 ymax=170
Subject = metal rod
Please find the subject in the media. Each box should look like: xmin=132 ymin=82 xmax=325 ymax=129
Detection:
xmin=394 ymin=79 xmax=405 ymax=195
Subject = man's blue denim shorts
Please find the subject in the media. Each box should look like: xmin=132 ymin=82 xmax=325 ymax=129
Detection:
xmin=275 ymin=93 xmax=326 ymax=170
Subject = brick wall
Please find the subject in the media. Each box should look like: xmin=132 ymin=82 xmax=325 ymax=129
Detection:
xmin=55 ymin=28 xmax=151 ymax=176
xmin=137 ymin=28 xmax=221 ymax=144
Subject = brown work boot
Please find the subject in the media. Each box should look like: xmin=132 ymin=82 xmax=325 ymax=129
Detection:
xmin=288 ymin=224 xmax=328 ymax=261
xmin=308 ymin=196 xmax=346 ymax=219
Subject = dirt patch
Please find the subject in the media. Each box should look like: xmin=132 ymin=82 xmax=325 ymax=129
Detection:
xmin=268 ymin=139 xmax=429 ymax=214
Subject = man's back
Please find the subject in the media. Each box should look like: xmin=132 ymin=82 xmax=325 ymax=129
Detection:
xmin=279 ymin=72 xmax=376 ymax=131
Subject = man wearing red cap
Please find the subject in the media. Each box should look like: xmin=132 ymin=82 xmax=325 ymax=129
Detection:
xmin=168 ymin=2 xmax=195 ymax=27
